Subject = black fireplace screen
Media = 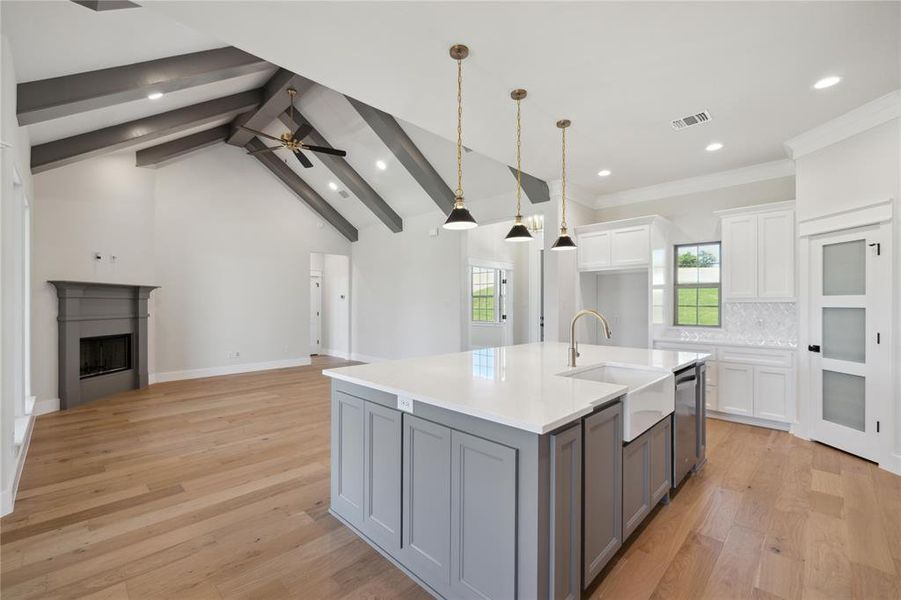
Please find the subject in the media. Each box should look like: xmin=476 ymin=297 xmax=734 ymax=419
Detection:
xmin=80 ymin=334 xmax=132 ymax=379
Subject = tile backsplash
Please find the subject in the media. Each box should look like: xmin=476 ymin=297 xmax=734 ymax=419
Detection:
xmin=666 ymin=302 xmax=798 ymax=348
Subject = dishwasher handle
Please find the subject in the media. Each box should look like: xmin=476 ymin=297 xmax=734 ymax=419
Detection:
xmin=675 ymin=372 xmax=696 ymax=386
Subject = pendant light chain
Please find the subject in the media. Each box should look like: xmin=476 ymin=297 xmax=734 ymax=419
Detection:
xmin=515 ymin=97 xmax=523 ymax=218
xmin=455 ymin=57 xmax=464 ymax=199
xmin=560 ymin=125 xmax=568 ymax=229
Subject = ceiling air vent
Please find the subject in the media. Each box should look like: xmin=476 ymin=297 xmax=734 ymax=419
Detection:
xmin=671 ymin=110 xmax=712 ymax=131
xmin=338 ymin=190 xmax=350 ymax=199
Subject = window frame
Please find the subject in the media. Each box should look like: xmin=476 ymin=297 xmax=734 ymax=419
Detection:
xmin=470 ymin=265 xmax=503 ymax=324
xmin=673 ymin=241 xmax=722 ymax=328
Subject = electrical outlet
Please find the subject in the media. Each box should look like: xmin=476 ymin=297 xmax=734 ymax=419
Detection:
xmin=397 ymin=396 xmax=413 ymax=413
xmin=227 ymin=351 xmax=241 ymax=359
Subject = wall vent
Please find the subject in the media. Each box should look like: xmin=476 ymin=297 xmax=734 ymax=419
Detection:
xmin=671 ymin=110 xmax=712 ymax=130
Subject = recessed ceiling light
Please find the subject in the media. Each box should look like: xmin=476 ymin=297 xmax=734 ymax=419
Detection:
xmin=705 ymin=142 xmax=723 ymax=152
xmin=328 ymin=182 xmax=338 ymax=191
xmin=813 ymin=76 xmax=841 ymax=90
xmin=597 ymin=169 xmax=611 ymax=177
xmin=147 ymin=92 xmax=164 ymax=100
xmin=376 ymin=160 xmax=387 ymax=171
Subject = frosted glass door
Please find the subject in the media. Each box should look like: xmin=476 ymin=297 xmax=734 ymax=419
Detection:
xmin=809 ymin=229 xmax=883 ymax=462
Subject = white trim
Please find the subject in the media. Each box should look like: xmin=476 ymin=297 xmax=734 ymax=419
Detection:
xmin=321 ymin=348 xmax=350 ymax=360
xmin=1 ymin=413 xmax=35 ymax=517
xmin=350 ymin=352 xmax=389 ymax=364
xmin=883 ymin=453 xmax=901 ymax=477
xmin=784 ymin=90 xmax=901 ymax=159
xmin=714 ymin=200 xmax=796 ymax=218
xmin=594 ymin=159 xmax=795 ymax=209
xmin=574 ymin=214 xmax=661 ymax=235
xmin=34 ymin=397 xmax=60 ymax=415
xmin=150 ymin=357 xmax=312 ymax=384
xmin=798 ymin=198 xmax=893 ymax=238
xmin=707 ymin=409 xmax=791 ymax=431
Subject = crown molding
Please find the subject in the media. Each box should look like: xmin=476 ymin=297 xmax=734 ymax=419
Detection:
xmin=593 ymin=159 xmax=795 ymax=209
xmin=784 ymin=89 xmax=901 ymax=159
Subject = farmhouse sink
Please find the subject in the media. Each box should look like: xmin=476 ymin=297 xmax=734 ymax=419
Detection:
xmin=563 ymin=364 xmax=675 ymax=442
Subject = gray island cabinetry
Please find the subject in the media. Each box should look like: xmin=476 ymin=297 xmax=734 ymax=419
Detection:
xmin=325 ymin=342 xmax=707 ymax=599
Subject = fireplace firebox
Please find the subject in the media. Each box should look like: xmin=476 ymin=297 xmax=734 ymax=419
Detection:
xmin=80 ymin=334 xmax=132 ymax=379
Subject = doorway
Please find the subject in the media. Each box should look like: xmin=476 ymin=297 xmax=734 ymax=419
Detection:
xmin=309 ymin=253 xmax=351 ymax=359
xmin=807 ymin=224 xmax=891 ymax=462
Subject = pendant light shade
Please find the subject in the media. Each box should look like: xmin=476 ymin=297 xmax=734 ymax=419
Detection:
xmin=505 ymin=88 xmax=533 ymax=243
xmin=443 ymin=44 xmax=478 ymax=231
xmin=551 ymin=119 xmax=577 ymax=251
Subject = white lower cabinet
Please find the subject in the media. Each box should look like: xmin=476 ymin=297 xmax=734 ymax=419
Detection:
xmin=717 ymin=363 xmax=754 ymax=416
xmin=753 ymin=367 xmax=792 ymax=422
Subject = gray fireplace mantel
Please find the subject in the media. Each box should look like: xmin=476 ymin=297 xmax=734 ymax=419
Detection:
xmin=49 ymin=281 xmax=159 ymax=409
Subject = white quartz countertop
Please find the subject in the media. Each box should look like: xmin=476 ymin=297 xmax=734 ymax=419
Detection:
xmin=323 ymin=342 xmax=709 ymax=434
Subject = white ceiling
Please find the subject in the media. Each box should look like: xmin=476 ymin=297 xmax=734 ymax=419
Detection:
xmin=139 ymin=1 xmax=901 ymax=195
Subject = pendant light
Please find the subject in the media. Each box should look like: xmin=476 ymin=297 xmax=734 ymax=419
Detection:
xmin=443 ymin=44 xmax=478 ymax=230
xmin=505 ymin=89 xmax=533 ymax=242
xmin=551 ymin=119 xmax=577 ymax=250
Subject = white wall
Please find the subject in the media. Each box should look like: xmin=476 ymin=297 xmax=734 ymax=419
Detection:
xmin=1 ymin=33 xmax=35 ymax=515
xmin=32 ymin=144 xmax=351 ymax=397
xmin=351 ymin=211 xmax=463 ymax=362
xmin=794 ymin=116 xmax=901 ymax=470
xmin=595 ymin=176 xmax=796 ymax=244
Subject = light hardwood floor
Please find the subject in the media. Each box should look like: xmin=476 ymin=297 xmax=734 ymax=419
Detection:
xmin=1 ymin=357 xmax=899 ymax=599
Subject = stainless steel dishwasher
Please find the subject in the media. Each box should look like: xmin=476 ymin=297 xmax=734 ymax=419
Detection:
xmin=672 ymin=365 xmax=698 ymax=486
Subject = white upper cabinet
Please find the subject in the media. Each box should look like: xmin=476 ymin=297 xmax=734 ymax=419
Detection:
xmin=577 ymin=221 xmax=652 ymax=271
xmin=719 ymin=202 xmax=795 ymax=301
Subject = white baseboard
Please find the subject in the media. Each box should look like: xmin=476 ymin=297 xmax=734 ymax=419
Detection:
xmin=881 ymin=452 xmax=901 ymax=477
xmin=34 ymin=397 xmax=60 ymax=415
xmin=707 ymin=410 xmax=791 ymax=431
xmin=350 ymin=352 xmax=388 ymax=364
xmin=321 ymin=348 xmax=350 ymax=360
xmin=150 ymin=357 xmax=313 ymax=384
xmin=1 ymin=413 xmax=35 ymax=517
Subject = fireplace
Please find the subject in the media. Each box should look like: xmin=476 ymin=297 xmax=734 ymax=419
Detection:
xmin=80 ymin=334 xmax=132 ymax=379
xmin=50 ymin=281 xmax=158 ymax=409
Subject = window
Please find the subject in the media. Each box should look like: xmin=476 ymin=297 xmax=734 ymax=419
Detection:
xmin=471 ymin=266 xmax=506 ymax=323
xmin=674 ymin=242 xmax=721 ymax=327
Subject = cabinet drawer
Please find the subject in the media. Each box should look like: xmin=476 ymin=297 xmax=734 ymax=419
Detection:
xmin=717 ymin=347 xmax=794 ymax=368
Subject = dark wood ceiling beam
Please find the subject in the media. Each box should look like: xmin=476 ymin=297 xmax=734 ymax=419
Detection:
xmin=135 ymin=124 xmax=231 ymax=168
xmin=17 ymin=46 xmax=269 ymax=125
xmin=246 ymin=138 xmax=358 ymax=242
xmin=279 ymin=111 xmax=403 ymax=233
xmin=509 ymin=166 xmax=550 ymax=204
xmin=345 ymin=96 xmax=455 ymax=214
xmin=226 ymin=69 xmax=314 ymax=147
xmin=31 ymin=89 xmax=262 ymax=173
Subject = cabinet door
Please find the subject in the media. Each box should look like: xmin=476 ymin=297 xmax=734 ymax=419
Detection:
xmin=450 ymin=431 xmax=517 ymax=600
xmin=361 ymin=401 xmax=401 ymax=553
xmin=649 ymin=418 xmax=672 ymax=505
xmin=757 ymin=210 xmax=795 ymax=299
xmin=401 ymin=415 xmax=452 ymax=590
xmin=331 ymin=391 xmax=364 ymax=526
xmin=722 ymin=215 xmax=758 ymax=299
xmin=622 ymin=433 xmax=650 ymax=540
xmin=550 ymin=423 xmax=582 ymax=600
xmin=754 ymin=367 xmax=792 ymax=422
xmin=611 ymin=225 xmax=649 ymax=268
xmin=578 ymin=230 xmax=611 ymax=270
xmin=717 ymin=363 xmax=754 ymax=416
xmin=583 ymin=403 xmax=622 ymax=589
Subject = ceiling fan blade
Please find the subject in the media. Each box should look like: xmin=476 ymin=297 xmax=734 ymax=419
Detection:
xmin=291 ymin=122 xmax=313 ymax=141
xmin=246 ymin=145 xmax=282 ymax=156
xmin=294 ymin=149 xmax=313 ymax=168
xmin=239 ymin=126 xmax=282 ymax=143
xmin=302 ymin=144 xmax=347 ymax=157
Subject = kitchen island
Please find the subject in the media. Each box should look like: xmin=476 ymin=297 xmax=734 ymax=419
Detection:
xmin=324 ymin=342 xmax=709 ymax=600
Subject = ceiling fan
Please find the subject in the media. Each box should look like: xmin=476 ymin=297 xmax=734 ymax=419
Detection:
xmin=242 ymin=87 xmax=347 ymax=168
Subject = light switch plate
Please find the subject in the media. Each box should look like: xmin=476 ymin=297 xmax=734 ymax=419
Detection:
xmin=397 ymin=396 xmax=413 ymax=413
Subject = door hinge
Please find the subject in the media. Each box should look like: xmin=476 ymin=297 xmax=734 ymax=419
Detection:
xmin=502 ymin=278 xmax=507 ymax=285
xmin=501 ymin=314 xmax=507 ymax=321
xmin=808 ymin=344 xmax=821 ymax=353
xmin=869 ymin=242 xmax=881 ymax=256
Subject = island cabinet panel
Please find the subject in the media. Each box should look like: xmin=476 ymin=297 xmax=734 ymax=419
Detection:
xmin=622 ymin=417 xmax=672 ymax=540
xmin=361 ymin=402 xmax=402 ymax=553
xmin=400 ymin=414 xmax=452 ymax=591
xmin=582 ymin=402 xmax=623 ymax=590
xmin=450 ymin=430 xmax=518 ymax=600
xmin=331 ymin=391 xmax=365 ymax=527
xmin=549 ymin=422 xmax=582 ymax=600
xmin=648 ymin=417 xmax=672 ymax=505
